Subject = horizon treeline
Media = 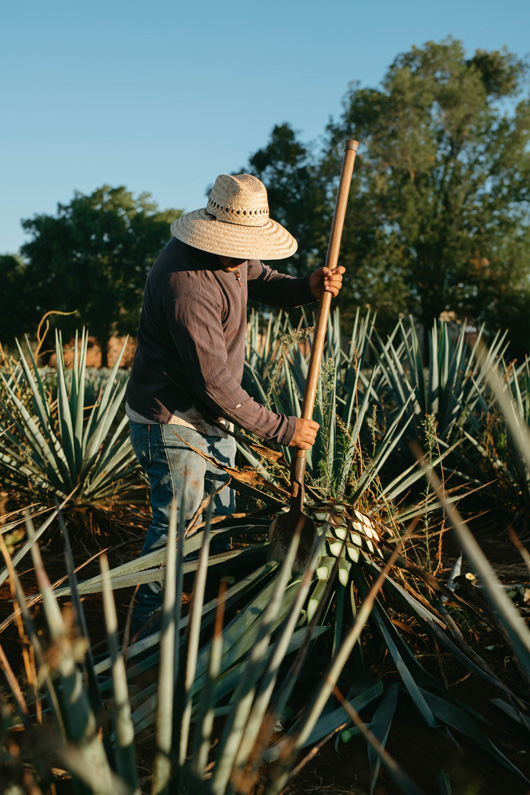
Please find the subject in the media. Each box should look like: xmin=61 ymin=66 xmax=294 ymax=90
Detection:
xmin=2 ymin=38 xmax=530 ymax=362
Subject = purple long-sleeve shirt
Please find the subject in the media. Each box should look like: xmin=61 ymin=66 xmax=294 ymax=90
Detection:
xmin=125 ymin=237 xmax=315 ymax=445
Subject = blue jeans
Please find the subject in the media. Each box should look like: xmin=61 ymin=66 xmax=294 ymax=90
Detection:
xmin=129 ymin=421 xmax=236 ymax=630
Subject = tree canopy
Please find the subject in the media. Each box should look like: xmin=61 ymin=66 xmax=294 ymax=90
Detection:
xmin=246 ymin=124 xmax=331 ymax=273
xmin=0 ymin=254 xmax=35 ymax=346
xmin=12 ymin=186 xmax=181 ymax=364
xmin=248 ymin=39 xmax=530 ymax=354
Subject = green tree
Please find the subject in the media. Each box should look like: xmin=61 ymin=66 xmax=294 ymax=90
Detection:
xmin=0 ymin=254 xmax=40 ymax=346
xmin=247 ymin=123 xmax=330 ymax=274
xmin=325 ymin=38 xmax=530 ymax=349
xmin=17 ymin=186 xmax=181 ymax=364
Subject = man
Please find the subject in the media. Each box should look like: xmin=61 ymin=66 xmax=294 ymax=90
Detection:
xmin=126 ymin=173 xmax=344 ymax=632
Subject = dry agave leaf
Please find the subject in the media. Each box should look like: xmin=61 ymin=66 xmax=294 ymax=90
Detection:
xmin=172 ymin=431 xmax=289 ymax=497
xmin=247 ymin=442 xmax=284 ymax=463
xmin=232 ymin=469 xmax=275 ymax=487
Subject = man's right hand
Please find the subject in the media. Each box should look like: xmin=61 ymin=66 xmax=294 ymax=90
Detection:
xmin=289 ymin=418 xmax=319 ymax=450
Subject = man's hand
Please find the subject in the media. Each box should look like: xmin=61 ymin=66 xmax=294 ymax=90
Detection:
xmin=289 ymin=418 xmax=319 ymax=450
xmin=309 ymin=265 xmax=345 ymax=300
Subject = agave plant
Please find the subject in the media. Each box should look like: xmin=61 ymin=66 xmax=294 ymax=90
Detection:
xmin=459 ymin=354 xmax=530 ymax=533
xmin=0 ymin=329 xmax=146 ymax=559
xmin=241 ymin=306 xmax=407 ymax=502
xmin=370 ymin=317 xmax=510 ymax=465
xmin=413 ymin=349 xmax=530 ymax=737
xmin=3 ymin=499 xmax=413 ymax=794
xmin=2 ymin=313 xmax=529 ymax=793
xmin=21 ymin=431 xmax=522 ymax=794
xmin=240 ymin=305 xmax=462 ymax=579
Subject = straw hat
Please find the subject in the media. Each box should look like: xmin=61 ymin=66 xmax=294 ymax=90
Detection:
xmin=170 ymin=173 xmax=298 ymax=260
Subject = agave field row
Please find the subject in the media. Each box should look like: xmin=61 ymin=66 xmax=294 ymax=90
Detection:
xmin=0 ymin=310 xmax=529 ymax=794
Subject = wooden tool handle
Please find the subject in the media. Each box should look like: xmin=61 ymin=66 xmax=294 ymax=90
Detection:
xmin=301 ymin=139 xmax=358 ymax=423
xmin=290 ymin=140 xmax=358 ymax=507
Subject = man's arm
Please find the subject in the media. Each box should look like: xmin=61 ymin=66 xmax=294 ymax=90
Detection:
xmin=169 ymin=291 xmax=316 ymax=446
xmin=247 ymin=261 xmax=345 ymax=306
xmin=247 ymin=261 xmax=314 ymax=307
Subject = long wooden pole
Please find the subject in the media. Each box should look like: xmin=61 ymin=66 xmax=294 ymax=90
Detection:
xmin=301 ymin=139 xmax=358 ymax=420
xmin=290 ymin=139 xmax=358 ymax=505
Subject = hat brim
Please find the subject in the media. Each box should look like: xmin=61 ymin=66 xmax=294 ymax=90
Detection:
xmin=171 ymin=209 xmax=298 ymax=260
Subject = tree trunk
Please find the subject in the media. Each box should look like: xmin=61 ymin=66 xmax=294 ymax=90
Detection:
xmin=99 ymin=334 xmax=109 ymax=368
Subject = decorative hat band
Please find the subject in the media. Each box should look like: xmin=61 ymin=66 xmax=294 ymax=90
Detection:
xmin=206 ymin=190 xmax=269 ymax=228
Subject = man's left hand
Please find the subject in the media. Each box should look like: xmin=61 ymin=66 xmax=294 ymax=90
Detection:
xmin=309 ymin=266 xmax=345 ymax=300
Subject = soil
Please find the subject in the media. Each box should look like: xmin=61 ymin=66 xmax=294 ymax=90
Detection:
xmin=1 ymin=522 xmax=529 ymax=795
xmin=47 ymin=335 xmax=137 ymax=369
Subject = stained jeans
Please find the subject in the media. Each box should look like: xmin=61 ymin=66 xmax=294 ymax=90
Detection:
xmin=129 ymin=421 xmax=236 ymax=630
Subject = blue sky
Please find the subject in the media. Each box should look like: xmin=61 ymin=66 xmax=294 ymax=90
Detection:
xmin=1 ymin=0 xmax=529 ymax=254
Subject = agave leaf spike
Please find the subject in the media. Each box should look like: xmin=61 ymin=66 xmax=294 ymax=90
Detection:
xmin=10 ymin=566 xmax=67 ymax=740
xmin=421 ymin=688 xmax=529 ymax=784
xmin=82 ymin=417 xmax=135 ymax=486
xmin=243 ymin=362 xmax=269 ymax=405
xmin=380 ymin=440 xmax=459 ymax=505
xmin=337 ymin=368 xmax=382 ymax=495
xmin=74 ymin=331 xmax=88 ymax=466
xmin=55 ymin=330 xmax=80 ymax=474
xmin=378 ymin=332 xmax=417 ymax=416
xmin=26 ymin=514 xmax=115 ymax=791
xmin=367 ymin=682 xmax=400 ymax=795
xmin=130 ymin=591 xmax=311 ymax=735
xmin=152 ymin=498 xmax=183 ymax=795
xmin=59 ymin=537 xmax=263 ymax=599
xmin=190 ymin=568 xmax=283 ymax=696
xmin=233 ymin=535 xmax=326 ymax=773
xmin=287 ymin=682 xmax=382 ymax=755
xmin=210 ymin=525 xmax=305 ymax=793
xmin=0 ymin=382 xmax=73 ymax=488
xmin=83 ymin=337 xmax=130 ymax=460
xmin=59 ymin=508 xmax=106 ymax=724
xmin=83 ymin=382 xmax=129 ymax=467
xmin=13 ymin=338 xmax=54 ymax=426
xmin=364 ymin=595 xmax=439 ymax=727
xmin=0 ymin=496 xmax=74 ymax=590
xmin=265 ymin=544 xmax=405 ymax=794
xmin=101 ymin=554 xmax=140 ymax=794
xmin=407 ymin=317 xmax=427 ymax=414
xmin=341 ymin=346 xmax=377 ymax=429
xmin=65 ymin=329 xmax=88 ymax=469
xmin=190 ymin=580 xmax=226 ymax=781
xmin=348 ymin=407 xmax=414 ymax=504
xmin=429 ymin=320 xmax=440 ymax=417
xmin=205 ymin=626 xmax=327 ymax=722
xmin=179 ymin=501 xmax=212 ymax=768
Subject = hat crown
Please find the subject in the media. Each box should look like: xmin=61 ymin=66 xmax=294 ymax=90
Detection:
xmin=207 ymin=174 xmax=269 ymax=228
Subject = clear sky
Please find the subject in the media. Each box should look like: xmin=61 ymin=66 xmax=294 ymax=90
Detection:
xmin=1 ymin=0 xmax=529 ymax=254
